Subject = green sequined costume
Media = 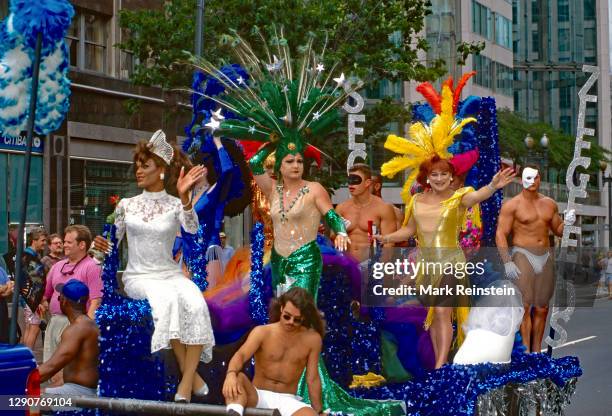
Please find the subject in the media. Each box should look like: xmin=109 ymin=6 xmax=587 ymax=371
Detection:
xmin=269 ymin=187 xmax=405 ymax=416
xmin=195 ymin=31 xmax=404 ymax=415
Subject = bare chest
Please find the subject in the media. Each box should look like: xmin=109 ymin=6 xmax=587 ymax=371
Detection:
xmin=514 ymin=200 xmax=554 ymax=226
xmin=345 ymin=203 xmax=383 ymax=232
xmin=258 ymin=337 xmax=309 ymax=366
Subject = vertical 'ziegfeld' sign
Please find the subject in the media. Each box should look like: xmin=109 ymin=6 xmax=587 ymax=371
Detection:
xmin=344 ymin=85 xmax=366 ymax=170
xmin=546 ymin=65 xmax=599 ymax=349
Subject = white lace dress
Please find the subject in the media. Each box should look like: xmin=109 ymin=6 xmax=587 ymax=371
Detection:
xmin=115 ymin=190 xmax=215 ymax=362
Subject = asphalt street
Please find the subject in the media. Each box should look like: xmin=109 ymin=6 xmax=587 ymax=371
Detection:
xmin=551 ymin=297 xmax=612 ymax=415
xmin=21 ymin=292 xmax=612 ymax=413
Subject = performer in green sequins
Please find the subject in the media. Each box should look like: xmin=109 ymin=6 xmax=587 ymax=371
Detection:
xmin=250 ymin=147 xmax=405 ymax=416
xmin=192 ymin=33 xmax=404 ymax=415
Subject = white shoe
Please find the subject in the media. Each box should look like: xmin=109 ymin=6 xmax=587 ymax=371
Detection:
xmin=193 ymin=382 xmax=209 ymax=397
xmin=174 ymin=393 xmax=190 ymax=403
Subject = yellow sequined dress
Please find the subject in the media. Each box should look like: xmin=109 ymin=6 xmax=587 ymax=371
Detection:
xmin=407 ymin=187 xmax=475 ymax=345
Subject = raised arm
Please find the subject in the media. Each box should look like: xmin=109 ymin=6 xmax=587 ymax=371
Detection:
xmin=461 ymin=167 xmax=516 ymax=208
xmin=176 ymin=165 xmax=207 ymax=234
xmin=223 ymin=326 xmax=265 ymax=401
xmin=200 ymin=136 xmax=234 ymax=208
xmin=305 ymin=334 xmax=323 ymax=415
xmin=249 ymin=144 xmax=275 ymax=198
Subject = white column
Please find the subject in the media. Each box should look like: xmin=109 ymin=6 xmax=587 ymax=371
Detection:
xmin=597 ymin=0 xmax=611 ymax=247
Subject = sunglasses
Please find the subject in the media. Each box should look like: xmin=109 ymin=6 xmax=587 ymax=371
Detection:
xmin=60 ymin=256 xmax=86 ymax=276
xmin=60 ymin=263 xmax=78 ymax=276
xmin=282 ymin=313 xmax=303 ymax=325
xmin=348 ymin=174 xmax=363 ymax=185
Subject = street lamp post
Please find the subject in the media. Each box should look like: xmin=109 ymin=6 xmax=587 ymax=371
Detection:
xmin=195 ymin=0 xmax=205 ymax=57
xmin=600 ymin=161 xmax=612 ymax=248
xmin=524 ymin=133 xmax=549 ymax=181
xmin=540 ymin=133 xmax=549 ymax=182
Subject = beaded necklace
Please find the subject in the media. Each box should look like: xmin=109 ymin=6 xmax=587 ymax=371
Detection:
xmin=276 ymin=183 xmax=309 ymax=224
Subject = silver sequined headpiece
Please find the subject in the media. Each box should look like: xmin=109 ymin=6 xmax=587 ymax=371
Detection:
xmin=147 ymin=130 xmax=174 ymax=165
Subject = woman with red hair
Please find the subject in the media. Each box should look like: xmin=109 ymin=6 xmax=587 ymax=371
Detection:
xmin=379 ymin=154 xmax=514 ymax=368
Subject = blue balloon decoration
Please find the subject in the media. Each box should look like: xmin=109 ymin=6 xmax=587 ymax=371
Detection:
xmin=0 ymin=0 xmax=73 ymax=136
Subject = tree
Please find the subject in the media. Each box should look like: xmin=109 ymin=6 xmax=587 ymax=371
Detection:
xmin=118 ymin=0 xmax=482 ymax=189
xmin=497 ymin=109 xmax=609 ymax=181
xmin=119 ymin=0 xmax=451 ymax=88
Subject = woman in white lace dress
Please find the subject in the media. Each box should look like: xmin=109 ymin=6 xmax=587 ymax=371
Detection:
xmin=94 ymin=130 xmax=215 ymax=402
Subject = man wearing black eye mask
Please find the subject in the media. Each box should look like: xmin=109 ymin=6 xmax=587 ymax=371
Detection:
xmin=336 ymin=164 xmax=397 ymax=262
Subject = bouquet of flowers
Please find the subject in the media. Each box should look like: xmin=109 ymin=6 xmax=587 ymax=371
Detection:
xmin=459 ymin=213 xmax=482 ymax=258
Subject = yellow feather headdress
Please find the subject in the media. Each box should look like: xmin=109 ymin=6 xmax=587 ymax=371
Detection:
xmin=381 ymin=75 xmax=477 ymax=220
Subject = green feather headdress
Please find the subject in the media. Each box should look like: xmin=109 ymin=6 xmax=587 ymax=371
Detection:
xmin=190 ymin=28 xmax=360 ymax=171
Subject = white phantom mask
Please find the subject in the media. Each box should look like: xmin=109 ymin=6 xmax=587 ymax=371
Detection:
xmin=522 ymin=167 xmax=539 ymax=189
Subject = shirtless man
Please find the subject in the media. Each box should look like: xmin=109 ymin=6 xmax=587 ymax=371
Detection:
xmin=336 ymin=164 xmax=397 ymax=262
xmin=371 ymin=173 xmax=403 ymax=230
xmin=496 ymin=167 xmax=575 ymax=352
xmin=223 ymin=287 xmax=324 ymax=416
xmin=39 ymin=279 xmax=99 ymax=397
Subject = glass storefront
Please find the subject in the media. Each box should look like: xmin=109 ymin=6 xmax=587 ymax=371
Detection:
xmin=0 ymin=152 xmax=44 ymax=253
xmin=69 ymin=158 xmax=138 ymax=239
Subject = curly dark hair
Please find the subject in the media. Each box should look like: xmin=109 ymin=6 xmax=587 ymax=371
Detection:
xmin=269 ymin=287 xmax=325 ymax=338
xmin=133 ymin=139 xmax=192 ymax=197
xmin=189 ymin=138 xmax=253 ymax=216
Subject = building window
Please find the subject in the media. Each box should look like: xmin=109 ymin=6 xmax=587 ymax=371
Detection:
xmin=584 ymin=28 xmax=596 ymax=52
xmin=495 ymin=14 xmax=512 ymax=49
xmin=64 ymin=10 xmax=108 ymax=74
xmin=0 ymin=0 xmax=8 ymax=19
xmin=119 ymin=28 xmax=135 ymax=80
xmin=472 ymin=1 xmax=492 ymax=39
xmin=0 ymin=152 xmax=44 ymax=254
xmin=69 ymin=159 xmax=138 ymax=267
xmin=514 ymin=90 xmax=520 ymax=109
xmin=559 ymin=86 xmax=571 ymax=109
xmin=365 ymin=80 xmax=402 ymax=101
xmin=583 ymin=0 xmax=595 ymax=20
xmin=558 ymin=28 xmax=570 ymax=52
xmin=531 ymin=32 xmax=539 ymax=53
xmin=84 ymin=13 xmax=106 ymax=72
xmin=531 ymin=0 xmax=539 ymax=23
xmin=558 ymin=0 xmax=569 ymax=22
xmin=474 ymin=54 xmax=492 ymax=89
xmin=65 ymin=15 xmax=79 ymax=67
xmin=585 ymin=113 xmax=597 ymax=130
xmin=495 ymin=62 xmax=513 ymax=96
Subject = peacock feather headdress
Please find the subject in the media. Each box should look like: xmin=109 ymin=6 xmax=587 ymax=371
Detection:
xmin=190 ymin=27 xmax=359 ymax=171
xmin=381 ymin=73 xmax=478 ymax=207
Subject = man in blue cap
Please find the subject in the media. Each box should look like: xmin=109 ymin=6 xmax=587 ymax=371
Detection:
xmin=39 ymin=279 xmax=99 ymax=397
